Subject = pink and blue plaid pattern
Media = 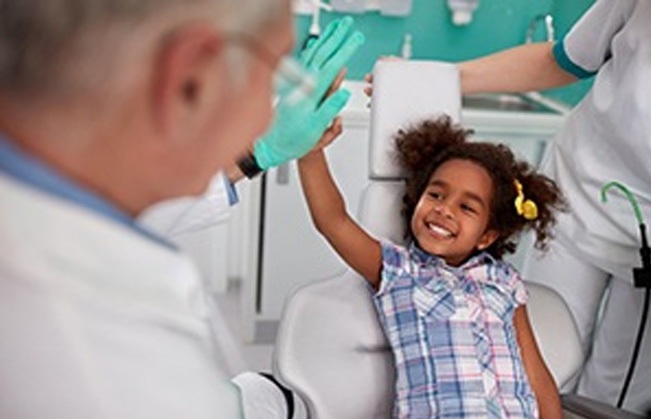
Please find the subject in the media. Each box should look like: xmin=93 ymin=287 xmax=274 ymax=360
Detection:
xmin=374 ymin=241 xmax=539 ymax=418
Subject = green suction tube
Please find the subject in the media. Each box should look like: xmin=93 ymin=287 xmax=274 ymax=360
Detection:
xmin=601 ymin=181 xmax=649 ymax=265
xmin=600 ymin=181 xmax=650 ymax=409
xmin=601 ymin=181 xmax=645 ymax=225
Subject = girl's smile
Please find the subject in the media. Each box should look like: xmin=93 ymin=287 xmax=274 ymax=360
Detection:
xmin=425 ymin=219 xmax=456 ymax=239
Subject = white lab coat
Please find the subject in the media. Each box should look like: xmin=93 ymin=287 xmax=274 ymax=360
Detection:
xmin=138 ymin=172 xmax=233 ymax=237
xmin=137 ymin=175 xmax=304 ymax=419
xmin=0 ymin=173 xmax=242 ymax=418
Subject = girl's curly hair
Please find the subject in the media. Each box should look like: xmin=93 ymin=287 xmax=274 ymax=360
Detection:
xmin=394 ymin=115 xmax=567 ymax=259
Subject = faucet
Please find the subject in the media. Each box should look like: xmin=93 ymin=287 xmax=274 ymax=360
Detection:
xmin=526 ymin=13 xmax=555 ymax=44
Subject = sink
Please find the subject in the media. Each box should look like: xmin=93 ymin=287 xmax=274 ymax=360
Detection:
xmin=340 ymin=81 xmax=571 ymax=117
xmin=462 ymin=93 xmax=560 ymax=114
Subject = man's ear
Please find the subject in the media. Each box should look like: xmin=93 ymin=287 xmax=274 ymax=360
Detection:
xmin=477 ymin=229 xmax=499 ymax=251
xmin=151 ymin=24 xmax=226 ymax=142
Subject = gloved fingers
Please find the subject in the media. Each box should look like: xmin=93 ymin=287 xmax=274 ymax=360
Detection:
xmin=311 ymin=30 xmax=364 ymax=101
xmin=304 ymin=16 xmax=356 ymax=72
xmin=313 ymin=88 xmax=351 ymax=131
xmin=303 ymin=35 xmax=318 ymax=53
xmin=327 ymin=68 xmax=347 ymax=98
xmin=299 ymin=17 xmax=346 ymax=67
xmin=252 ymin=92 xmax=348 ymax=170
xmin=300 ymin=117 xmax=344 ymax=159
xmin=285 ymin=90 xmax=349 ymax=162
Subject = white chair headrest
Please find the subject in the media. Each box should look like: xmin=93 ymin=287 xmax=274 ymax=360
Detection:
xmin=369 ymin=60 xmax=461 ymax=180
xmin=357 ymin=181 xmax=405 ymax=244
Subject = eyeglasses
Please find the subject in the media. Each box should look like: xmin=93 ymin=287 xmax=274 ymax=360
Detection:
xmin=227 ymin=33 xmax=315 ymax=105
xmin=273 ymin=55 xmax=316 ymax=105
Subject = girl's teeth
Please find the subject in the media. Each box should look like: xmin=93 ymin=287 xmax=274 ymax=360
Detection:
xmin=428 ymin=223 xmax=452 ymax=237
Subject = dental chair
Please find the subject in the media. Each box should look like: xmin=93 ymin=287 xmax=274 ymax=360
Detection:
xmin=273 ymin=61 xmax=642 ymax=419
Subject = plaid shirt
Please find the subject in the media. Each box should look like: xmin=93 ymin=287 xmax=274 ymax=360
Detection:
xmin=374 ymin=241 xmax=539 ymax=418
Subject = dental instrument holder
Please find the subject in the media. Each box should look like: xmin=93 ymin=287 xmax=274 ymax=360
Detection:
xmin=633 ymin=223 xmax=651 ymax=287
xmin=600 ymin=181 xmax=651 ymax=409
xmin=302 ymin=0 xmax=333 ymax=50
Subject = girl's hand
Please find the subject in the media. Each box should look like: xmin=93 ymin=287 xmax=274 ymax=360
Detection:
xmin=302 ymin=117 xmax=343 ymax=159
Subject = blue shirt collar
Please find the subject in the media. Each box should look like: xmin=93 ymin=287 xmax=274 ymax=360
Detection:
xmin=0 ymin=135 xmax=174 ymax=249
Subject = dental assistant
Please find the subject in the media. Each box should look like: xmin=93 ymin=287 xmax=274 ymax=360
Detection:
xmin=0 ymin=1 xmax=362 ymax=418
xmin=459 ymin=0 xmax=651 ymax=413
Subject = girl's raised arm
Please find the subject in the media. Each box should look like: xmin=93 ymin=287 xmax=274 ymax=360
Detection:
xmin=298 ymin=147 xmax=382 ymax=288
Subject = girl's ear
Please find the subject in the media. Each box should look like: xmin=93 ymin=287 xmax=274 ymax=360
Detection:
xmin=477 ymin=229 xmax=499 ymax=251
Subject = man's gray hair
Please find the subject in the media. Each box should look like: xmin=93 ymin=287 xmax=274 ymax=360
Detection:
xmin=0 ymin=0 xmax=285 ymax=97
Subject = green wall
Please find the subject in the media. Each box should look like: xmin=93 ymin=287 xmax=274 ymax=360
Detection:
xmin=295 ymin=0 xmax=594 ymax=105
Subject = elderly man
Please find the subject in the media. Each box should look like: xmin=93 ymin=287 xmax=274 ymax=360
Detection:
xmin=0 ymin=1 xmax=362 ymax=417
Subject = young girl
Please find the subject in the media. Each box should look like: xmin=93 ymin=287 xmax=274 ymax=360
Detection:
xmin=298 ymin=116 xmax=565 ymax=418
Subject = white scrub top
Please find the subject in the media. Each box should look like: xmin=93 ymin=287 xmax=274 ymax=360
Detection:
xmin=0 ymin=139 xmax=242 ymax=418
xmin=546 ymin=0 xmax=651 ymax=282
xmin=138 ymin=172 xmax=236 ymax=237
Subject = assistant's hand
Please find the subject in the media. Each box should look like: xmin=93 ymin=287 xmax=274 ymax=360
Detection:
xmin=364 ymin=56 xmax=402 ymax=98
xmin=252 ymin=16 xmax=365 ymax=170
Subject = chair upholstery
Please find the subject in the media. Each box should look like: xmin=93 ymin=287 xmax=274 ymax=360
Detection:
xmin=525 ymin=279 xmax=583 ymax=390
xmin=273 ymin=271 xmax=394 ymax=418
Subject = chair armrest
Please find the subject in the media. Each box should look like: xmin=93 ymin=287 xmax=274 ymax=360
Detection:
xmin=561 ymin=394 xmax=645 ymax=419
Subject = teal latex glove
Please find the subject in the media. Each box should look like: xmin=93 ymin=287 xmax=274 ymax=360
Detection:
xmin=253 ymin=17 xmax=365 ymax=170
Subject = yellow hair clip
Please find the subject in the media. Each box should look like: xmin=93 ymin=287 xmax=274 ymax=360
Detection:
xmin=514 ymin=179 xmax=538 ymax=220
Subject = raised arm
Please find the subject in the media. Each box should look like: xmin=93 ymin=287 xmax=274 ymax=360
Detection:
xmin=298 ymin=146 xmax=382 ymax=288
xmin=514 ymin=306 xmax=563 ymax=419
xmin=458 ymin=43 xmax=577 ymax=95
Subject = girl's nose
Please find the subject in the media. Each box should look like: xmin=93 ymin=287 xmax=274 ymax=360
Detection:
xmin=434 ymin=202 xmax=454 ymax=219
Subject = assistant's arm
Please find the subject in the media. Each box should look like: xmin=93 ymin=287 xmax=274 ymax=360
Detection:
xmin=458 ymin=43 xmax=577 ymax=95
xmin=298 ymin=142 xmax=382 ymax=288
xmin=514 ymin=305 xmax=563 ymax=419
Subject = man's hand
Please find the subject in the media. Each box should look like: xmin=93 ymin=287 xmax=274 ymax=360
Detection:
xmin=252 ymin=17 xmax=365 ymax=170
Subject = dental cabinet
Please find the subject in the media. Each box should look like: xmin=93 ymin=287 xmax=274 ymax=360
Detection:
xmin=238 ymin=81 xmax=568 ymax=343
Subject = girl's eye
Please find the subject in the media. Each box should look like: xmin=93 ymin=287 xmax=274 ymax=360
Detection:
xmin=429 ymin=191 xmax=442 ymax=200
xmin=460 ymin=203 xmax=477 ymax=214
